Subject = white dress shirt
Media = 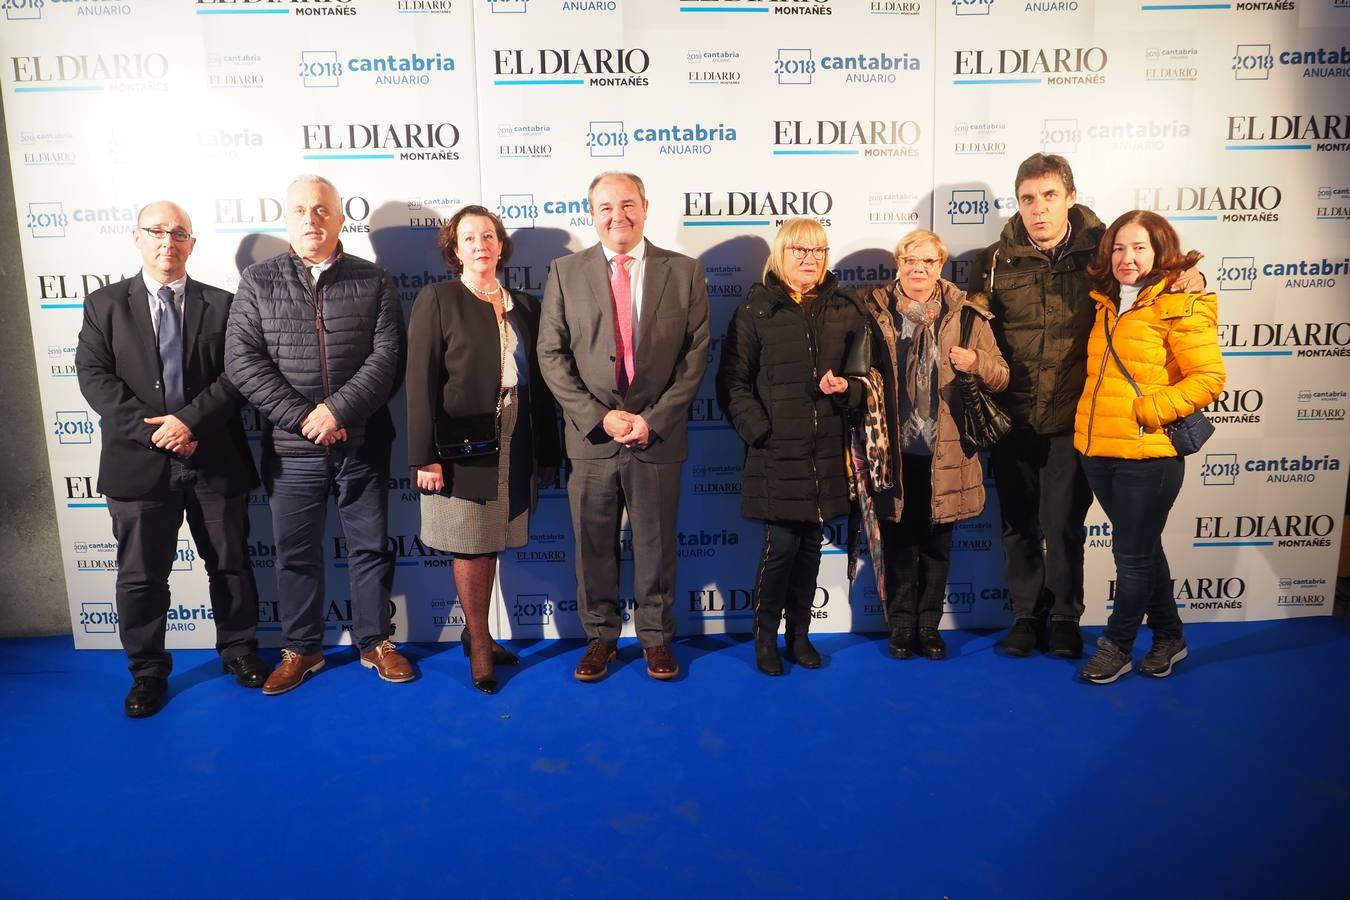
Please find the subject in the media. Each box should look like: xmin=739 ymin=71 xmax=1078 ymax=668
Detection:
xmin=141 ymin=270 xmax=186 ymax=339
xmin=602 ymin=239 xmax=647 ymax=327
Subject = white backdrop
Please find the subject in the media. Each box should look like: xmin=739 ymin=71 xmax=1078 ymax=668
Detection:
xmin=4 ymin=0 xmax=1346 ymax=650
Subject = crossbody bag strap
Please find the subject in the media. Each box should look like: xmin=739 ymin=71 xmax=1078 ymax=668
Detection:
xmin=1102 ymin=315 xmax=1143 ymax=398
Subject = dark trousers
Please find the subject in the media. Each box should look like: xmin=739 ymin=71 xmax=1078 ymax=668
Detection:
xmin=752 ymin=520 xmax=823 ymax=635
xmin=568 ymin=452 xmax=681 ymax=649
xmin=990 ymin=428 xmax=1092 ymax=623
xmin=107 ymin=460 xmax=258 ymax=678
xmin=1080 ymin=454 xmax=1185 ymax=655
xmin=262 ymin=442 xmax=393 ymax=654
xmin=881 ymin=454 xmax=953 ymax=631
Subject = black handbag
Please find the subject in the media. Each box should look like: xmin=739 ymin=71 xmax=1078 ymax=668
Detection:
xmin=434 ymin=411 xmax=500 ymax=459
xmin=953 ymin=306 xmax=1012 ymax=450
xmin=1102 ymin=317 xmax=1214 ymax=456
xmin=841 ymin=324 xmax=872 ymax=378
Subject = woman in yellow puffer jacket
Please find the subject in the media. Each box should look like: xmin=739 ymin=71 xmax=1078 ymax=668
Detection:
xmin=1073 ymin=210 xmax=1225 ymax=685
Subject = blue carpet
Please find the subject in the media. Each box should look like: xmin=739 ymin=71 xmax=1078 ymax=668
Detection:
xmin=2 ymin=619 xmax=1348 ymax=899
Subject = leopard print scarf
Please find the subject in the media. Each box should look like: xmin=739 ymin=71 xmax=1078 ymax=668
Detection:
xmin=848 ymin=367 xmax=893 ymax=497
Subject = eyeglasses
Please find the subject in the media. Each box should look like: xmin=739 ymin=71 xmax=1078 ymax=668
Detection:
xmin=900 ymin=256 xmax=941 ymax=270
xmin=788 ymin=246 xmax=828 ymax=261
xmin=140 ymin=226 xmax=193 ymax=244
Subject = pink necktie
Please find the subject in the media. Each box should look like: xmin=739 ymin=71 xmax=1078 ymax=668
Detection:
xmin=611 ymin=254 xmax=634 ymax=394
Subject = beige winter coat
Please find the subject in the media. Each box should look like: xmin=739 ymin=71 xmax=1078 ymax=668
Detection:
xmin=865 ymin=279 xmax=1010 ymax=524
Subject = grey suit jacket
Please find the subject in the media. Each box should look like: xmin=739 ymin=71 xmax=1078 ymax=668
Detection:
xmin=538 ymin=240 xmax=710 ymax=463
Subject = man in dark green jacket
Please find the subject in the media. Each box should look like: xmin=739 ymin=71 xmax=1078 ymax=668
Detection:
xmin=967 ymin=154 xmax=1099 ymax=659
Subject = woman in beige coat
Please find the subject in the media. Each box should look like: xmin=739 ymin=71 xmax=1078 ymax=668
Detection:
xmin=865 ymin=230 xmax=1009 ymax=660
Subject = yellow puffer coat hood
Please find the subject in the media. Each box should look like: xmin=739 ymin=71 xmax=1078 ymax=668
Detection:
xmin=1074 ymin=279 xmax=1226 ymax=459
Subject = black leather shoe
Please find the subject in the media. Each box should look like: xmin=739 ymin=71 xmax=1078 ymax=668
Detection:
xmin=471 ymin=672 xmax=500 ymax=695
xmin=222 ymin=653 xmax=269 ymax=688
xmin=461 ymin=629 xmax=520 ymax=666
xmin=888 ymin=626 xmax=915 ymax=660
xmin=124 ymin=676 xmax=168 ymax=718
xmin=783 ymin=627 xmax=821 ymax=669
xmin=917 ymin=627 xmax=947 ymax=660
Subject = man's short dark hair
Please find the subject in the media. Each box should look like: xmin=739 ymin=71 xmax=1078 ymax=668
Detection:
xmin=1014 ymin=153 xmax=1076 ymax=196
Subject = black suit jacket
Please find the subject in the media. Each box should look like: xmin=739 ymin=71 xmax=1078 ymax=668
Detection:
xmin=76 ymin=273 xmax=258 ymax=498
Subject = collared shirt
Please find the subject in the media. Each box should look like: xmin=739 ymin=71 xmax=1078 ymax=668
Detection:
xmin=602 ymin=239 xmax=646 ymax=326
xmin=1029 ymin=221 xmax=1074 ymax=265
xmin=302 ymin=251 xmax=339 ymax=291
xmin=141 ymin=270 xmax=186 ymax=339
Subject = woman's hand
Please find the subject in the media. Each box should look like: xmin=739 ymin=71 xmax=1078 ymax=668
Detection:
xmin=416 ymin=463 xmax=445 ymax=494
xmin=949 ymin=346 xmax=978 ymax=373
xmin=819 ymin=369 xmax=849 ymax=395
xmin=1173 ymin=266 xmax=1206 ymax=294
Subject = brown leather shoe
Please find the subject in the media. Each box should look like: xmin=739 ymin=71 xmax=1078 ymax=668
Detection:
xmin=261 ymin=649 xmax=325 ymax=696
xmin=359 ymin=640 xmax=416 ymax=683
xmin=644 ymin=644 xmax=679 ymax=681
xmin=574 ymin=639 xmax=617 ymax=683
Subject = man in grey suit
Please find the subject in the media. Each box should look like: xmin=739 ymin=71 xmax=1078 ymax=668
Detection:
xmin=538 ymin=171 xmax=710 ymax=682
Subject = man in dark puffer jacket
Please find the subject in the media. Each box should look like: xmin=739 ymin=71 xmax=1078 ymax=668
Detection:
xmin=969 ymin=154 xmax=1205 ymax=662
xmin=967 ymin=154 xmax=1100 ymax=661
xmin=225 ymin=174 xmax=410 ymax=694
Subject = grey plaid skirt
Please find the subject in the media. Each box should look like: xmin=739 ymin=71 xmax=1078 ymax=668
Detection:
xmin=420 ymin=390 xmax=529 ymax=554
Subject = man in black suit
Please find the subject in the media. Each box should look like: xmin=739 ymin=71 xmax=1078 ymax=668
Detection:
xmin=76 ymin=200 xmax=265 ymax=717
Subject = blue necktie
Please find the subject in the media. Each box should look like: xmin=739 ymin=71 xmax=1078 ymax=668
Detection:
xmin=156 ymin=286 xmax=184 ymax=412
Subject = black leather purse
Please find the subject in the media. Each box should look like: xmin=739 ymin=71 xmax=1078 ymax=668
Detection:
xmin=841 ymin=324 xmax=872 ymax=378
xmin=953 ymin=306 xmax=1012 ymax=450
xmin=434 ymin=411 xmax=500 ymax=459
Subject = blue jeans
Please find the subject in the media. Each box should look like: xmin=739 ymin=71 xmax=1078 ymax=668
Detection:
xmin=263 ymin=442 xmax=394 ymax=653
xmin=1079 ymin=454 xmax=1185 ymax=655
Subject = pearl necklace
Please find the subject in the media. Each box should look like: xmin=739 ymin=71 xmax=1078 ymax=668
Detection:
xmin=462 ymin=276 xmax=503 ymax=301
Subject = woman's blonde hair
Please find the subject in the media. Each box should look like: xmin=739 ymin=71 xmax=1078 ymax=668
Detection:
xmin=892 ymin=229 xmax=949 ymax=269
xmin=764 ymin=217 xmax=829 ymax=287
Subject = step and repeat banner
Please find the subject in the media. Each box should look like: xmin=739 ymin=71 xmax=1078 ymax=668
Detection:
xmin=4 ymin=0 xmax=1346 ymax=650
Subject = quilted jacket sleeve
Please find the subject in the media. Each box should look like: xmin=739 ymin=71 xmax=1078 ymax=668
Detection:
xmin=325 ymin=270 xmax=405 ymax=427
xmin=224 ymin=267 xmax=314 ymax=433
xmin=716 ymin=300 xmax=771 ymax=448
xmin=1132 ymin=292 xmax=1226 ymax=430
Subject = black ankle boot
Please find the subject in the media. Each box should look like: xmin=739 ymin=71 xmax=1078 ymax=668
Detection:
xmin=754 ymin=612 xmax=783 ymax=676
xmin=783 ymin=622 xmax=821 ymax=668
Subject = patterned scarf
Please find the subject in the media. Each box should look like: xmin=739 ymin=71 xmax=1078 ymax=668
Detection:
xmin=847 ymin=368 xmax=892 ymax=598
xmin=897 ymin=293 xmax=941 ymax=452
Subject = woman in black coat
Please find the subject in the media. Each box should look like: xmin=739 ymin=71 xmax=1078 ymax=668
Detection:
xmin=406 ymin=205 xmax=560 ymax=693
xmin=716 ymin=217 xmax=866 ymax=676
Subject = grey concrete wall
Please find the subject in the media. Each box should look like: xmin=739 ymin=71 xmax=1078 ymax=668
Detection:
xmin=0 ymin=92 xmax=72 ymax=638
